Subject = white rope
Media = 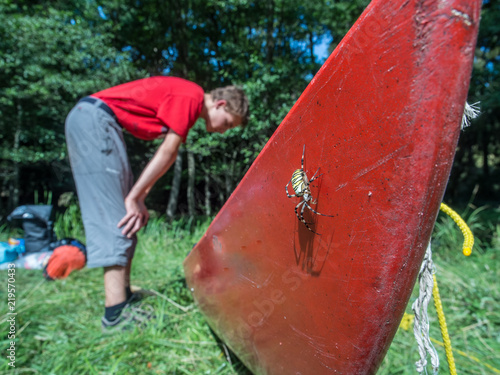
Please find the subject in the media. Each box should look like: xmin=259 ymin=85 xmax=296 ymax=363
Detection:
xmin=408 ymin=100 xmax=477 ymax=374
xmin=412 ymin=242 xmax=440 ymax=374
xmin=461 ymin=101 xmax=480 ymax=129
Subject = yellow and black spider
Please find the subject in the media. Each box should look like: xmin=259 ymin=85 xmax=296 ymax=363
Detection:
xmin=285 ymin=145 xmax=333 ymax=234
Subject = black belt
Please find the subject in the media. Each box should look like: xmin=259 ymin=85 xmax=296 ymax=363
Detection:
xmin=79 ymin=96 xmax=117 ymax=121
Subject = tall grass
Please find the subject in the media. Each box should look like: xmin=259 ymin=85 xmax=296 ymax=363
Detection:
xmin=0 ymin=204 xmax=498 ymax=374
xmin=53 ymin=201 xmax=85 ymax=241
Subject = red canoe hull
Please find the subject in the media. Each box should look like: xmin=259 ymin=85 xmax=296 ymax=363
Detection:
xmin=183 ymin=0 xmax=481 ymax=373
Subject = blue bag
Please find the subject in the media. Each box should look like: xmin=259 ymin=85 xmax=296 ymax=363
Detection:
xmin=0 ymin=239 xmax=25 ymax=264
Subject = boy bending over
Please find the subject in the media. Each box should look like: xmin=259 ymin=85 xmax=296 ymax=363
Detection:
xmin=65 ymin=77 xmax=249 ymax=332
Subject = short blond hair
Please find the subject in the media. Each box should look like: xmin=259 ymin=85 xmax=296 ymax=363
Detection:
xmin=210 ymin=86 xmax=249 ymax=126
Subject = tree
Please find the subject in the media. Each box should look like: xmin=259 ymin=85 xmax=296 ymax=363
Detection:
xmin=0 ymin=0 xmax=145 ymax=216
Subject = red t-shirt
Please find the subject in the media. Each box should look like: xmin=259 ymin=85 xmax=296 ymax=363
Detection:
xmin=93 ymin=77 xmax=204 ymax=141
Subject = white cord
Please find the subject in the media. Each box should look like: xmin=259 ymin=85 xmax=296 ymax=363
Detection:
xmin=412 ymin=242 xmax=440 ymax=374
xmin=461 ymin=101 xmax=480 ymax=129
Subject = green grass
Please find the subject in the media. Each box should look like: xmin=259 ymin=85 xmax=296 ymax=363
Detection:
xmin=0 ymin=206 xmax=498 ymax=375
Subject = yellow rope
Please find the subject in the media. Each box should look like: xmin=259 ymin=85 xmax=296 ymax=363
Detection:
xmin=439 ymin=203 xmax=474 ymax=256
xmin=430 ymin=338 xmax=500 ymax=374
xmin=422 ymin=203 xmax=475 ymax=375
xmin=432 ymin=274 xmax=457 ymax=375
xmin=400 ymin=204 xmax=476 ymax=374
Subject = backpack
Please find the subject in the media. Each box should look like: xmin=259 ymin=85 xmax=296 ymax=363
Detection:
xmin=7 ymin=205 xmax=55 ymax=253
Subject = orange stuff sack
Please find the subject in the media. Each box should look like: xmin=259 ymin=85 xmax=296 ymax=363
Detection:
xmin=44 ymin=245 xmax=86 ymax=280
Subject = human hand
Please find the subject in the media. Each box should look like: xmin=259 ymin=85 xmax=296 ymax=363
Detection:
xmin=118 ymin=197 xmax=150 ymax=238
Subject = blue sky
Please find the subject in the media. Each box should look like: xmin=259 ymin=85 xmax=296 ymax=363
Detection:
xmin=313 ymin=33 xmax=332 ymax=63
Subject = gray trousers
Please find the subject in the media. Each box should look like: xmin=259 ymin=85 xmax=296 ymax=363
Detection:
xmin=65 ymin=98 xmax=137 ymax=268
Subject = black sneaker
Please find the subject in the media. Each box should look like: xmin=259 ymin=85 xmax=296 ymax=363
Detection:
xmin=101 ymin=304 xmax=155 ymax=333
xmin=126 ymin=287 xmax=156 ymax=305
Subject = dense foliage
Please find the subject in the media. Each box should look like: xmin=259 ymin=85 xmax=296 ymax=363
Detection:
xmin=0 ymin=0 xmax=498 ymax=219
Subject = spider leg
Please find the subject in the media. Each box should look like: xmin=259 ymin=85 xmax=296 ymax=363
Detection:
xmin=301 ymin=144 xmax=305 ymax=171
xmin=285 ymin=179 xmax=296 ymax=198
xmin=298 ymin=200 xmax=319 ymax=234
xmin=304 ymin=201 xmax=334 ymax=217
xmin=294 ymin=201 xmax=304 ymax=221
xmin=309 ymin=167 xmax=323 ymax=183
